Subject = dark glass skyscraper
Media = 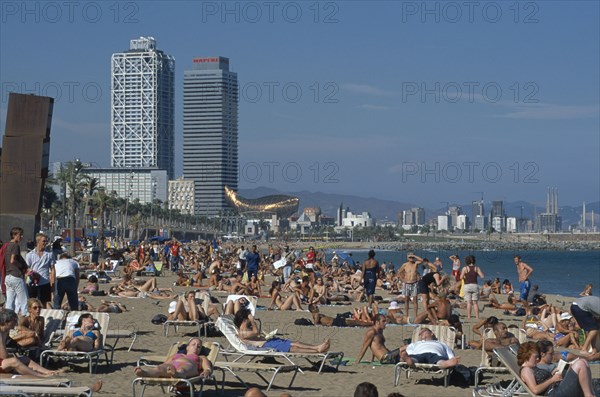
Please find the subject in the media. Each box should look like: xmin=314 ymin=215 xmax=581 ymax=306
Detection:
xmin=183 ymin=57 xmax=238 ymax=216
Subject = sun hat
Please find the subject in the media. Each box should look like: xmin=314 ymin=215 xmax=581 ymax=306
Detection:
xmin=560 ymin=312 xmax=572 ymax=321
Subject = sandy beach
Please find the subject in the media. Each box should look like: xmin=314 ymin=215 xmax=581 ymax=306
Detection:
xmin=40 ymin=270 xmax=598 ymax=397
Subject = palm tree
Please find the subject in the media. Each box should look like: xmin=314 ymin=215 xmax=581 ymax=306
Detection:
xmin=91 ymin=188 xmax=111 ymax=257
xmin=55 ymin=160 xmax=87 ymax=255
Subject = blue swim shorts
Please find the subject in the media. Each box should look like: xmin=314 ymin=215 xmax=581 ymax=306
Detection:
xmin=520 ymin=280 xmax=531 ymax=301
xmin=262 ymin=338 xmax=292 ymax=353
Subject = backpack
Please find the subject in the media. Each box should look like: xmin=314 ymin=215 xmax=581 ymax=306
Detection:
xmin=0 ymin=243 xmax=9 ymax=295
xmin=151 ymin=314 xmax=168 ymax=325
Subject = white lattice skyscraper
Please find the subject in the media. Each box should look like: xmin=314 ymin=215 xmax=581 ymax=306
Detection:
xmin=111 ymin=36 xmax=175 ymax=179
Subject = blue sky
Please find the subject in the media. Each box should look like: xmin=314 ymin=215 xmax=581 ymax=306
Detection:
xmin=1 ymin=1 xmax=598 ymax=208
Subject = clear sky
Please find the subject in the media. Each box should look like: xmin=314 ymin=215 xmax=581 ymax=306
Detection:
xmin=1 ymin=1 xmax=598 ymax=208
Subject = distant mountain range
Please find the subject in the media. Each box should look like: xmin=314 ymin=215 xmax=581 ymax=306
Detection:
xmin=238 ymin=187 xmax=599 ymax=228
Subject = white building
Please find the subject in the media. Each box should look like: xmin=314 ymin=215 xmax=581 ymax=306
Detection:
xmin=492 ymin=216 xmax=505 ymax=232
xmin=111 ymin=37 xmax=175 ymax=179
xmin=341 ymin=211 xmax=374 ymax=228
xmin=84 ymin=168 xmax=167 ymax=204
xmin=456 ymin=214 xmax=469 ymax=230
xmin=437 ymin=215 xmax=451 ymax=231
xmin=506 ymin=217 xmax=517 ymax=233
xmin=168 ymin=178 xmax=195 ymax=215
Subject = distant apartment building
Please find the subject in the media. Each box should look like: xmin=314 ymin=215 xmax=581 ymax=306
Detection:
xmin=456 ymin=214 xmax=469 ymax=230
xmin=506 ymin=217 xmax=517 ymax=233
xmin=437 ymin=215 xmax=451 ymax=231
xmin=403 ymin=207 xmax=425 ymax=226
xmin=448 ymin=205 xmax=461 ymax=229
xmin=168 ymin=178 xmax=195 ymax=215
xmin=474 ymin=214 xmax=487 ymax=231
xmin=83 ymin=168 xmax=168 ymax=204
xmin=492 ymin=216 xmax=505 ymax=232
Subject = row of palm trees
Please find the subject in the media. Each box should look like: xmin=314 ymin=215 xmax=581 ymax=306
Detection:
xmin=42 ymin=160 xmax=227 ymax=256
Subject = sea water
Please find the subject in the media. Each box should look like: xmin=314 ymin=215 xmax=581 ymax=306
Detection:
xmin=328 ymin=249 xmax=600 ymax=299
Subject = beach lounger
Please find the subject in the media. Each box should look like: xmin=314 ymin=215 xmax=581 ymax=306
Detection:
xmin=162 ymin=291 xmax=221 ymax=337
xmin=215 ymin=316 xmax=344 ymax=374
xmin=0 ymin=385 xmax=92 ymax=396
xmin=215 ymin=358 xmax=299 ymax=391
xmin=132 ymin=341 xmax=223 ymax=397
xmin=393 ymin=324 xmax=457 ymax=387
xmin=474 ymin=328 xmax=511 ymax=386
xmin=40 ymin=311 xmax=111 ymax=374
xmin=472 ymin=346 xmax=538 ymax=397
xmin=0 ymin=375 xmax=71 ymax=387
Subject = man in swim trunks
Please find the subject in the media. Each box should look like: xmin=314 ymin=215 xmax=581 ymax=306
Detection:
xmin=355 ymin=314 xmax=401 ymax=364
xmin=398 ymin=254 xmax=422 ymax=319
xmin=514 ymin=255 xmax=534 ymax=308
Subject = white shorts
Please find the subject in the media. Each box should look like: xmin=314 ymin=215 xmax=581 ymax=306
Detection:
xmin=463 ymin=283 xmax=480 ymax=301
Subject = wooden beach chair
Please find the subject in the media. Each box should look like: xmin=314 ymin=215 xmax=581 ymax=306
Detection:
xmin=40 ymin=311 xmax=111 ymax=374
xmin=131 ymin=341 xmax=223 ymax=397
xmin=393 ymin=324 xmax=457 ymax=388
xmin=215 ymin=316 xmax=344 ymax=374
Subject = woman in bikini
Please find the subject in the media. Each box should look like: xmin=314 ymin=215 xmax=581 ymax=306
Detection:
xmin=235 ymin=309 xmax=330 ymax=353
xmin=268 ymin=281 xmax=304 ymax=311
xmin=133 ymin=337 xmax=213 ymax=379
xmin=58 ymin=313 xmax=102 ymax=352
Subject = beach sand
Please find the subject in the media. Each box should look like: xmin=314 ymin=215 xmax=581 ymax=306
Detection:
xmin=52 ymin=273 xmax=599 ymax=397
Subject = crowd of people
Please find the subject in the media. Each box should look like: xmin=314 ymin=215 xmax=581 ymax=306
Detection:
xmin=1 ymin=226 xmax=599 ymax=396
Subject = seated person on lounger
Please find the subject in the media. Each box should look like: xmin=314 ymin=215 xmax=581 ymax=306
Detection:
xmin=268 ymin=281 xmax=304 ymax=311
xmin=518 ymin=341 xmax=595 ymax=397
xmin=168 ymin=291 xmax=209 ymax=321
xmin=234 ymin=308 xmax=330 ymax=353
xmin=0 ymin=309 xmax=65 ymax=377
xmin=224 ymin=296 xmax=252 ymax=316
xmin=14 ymin=298 xmax=45 ymax=348
xmin=483 ymin=322 xmax=519 ymax=354
xmin=134 ymin=337 xmax=213 ymax=379
xmin=399 ymin=328 xmax=460 ymax=369
xmin=58 ymin=313 xmax=102 ymax=352
xmin=308 ymin=304 xmax=372 ymax=327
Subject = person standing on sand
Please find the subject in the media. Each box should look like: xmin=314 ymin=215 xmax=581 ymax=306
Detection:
xmin=362 ymin=250 xmax=380 ymax=306
xmin=449 ymin=255 xmax=461 ymax=282
xmin=460 ymin=255 xmax=485 ymax=320
xmin=398 ymin=254 xmax=421 ymax=319
xmin=514 ymin=255 xmax=534 ymax=308
xmin=570 ymin=295 xmax=600 ymax=354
